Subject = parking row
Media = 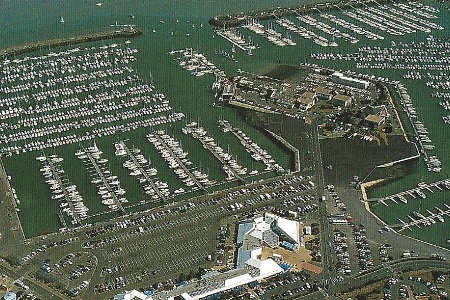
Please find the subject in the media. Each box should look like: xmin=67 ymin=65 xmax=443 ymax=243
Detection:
xmin=327 ymin=184 xmax=347 ymax=212
xmin=104 ymin=223 xmax=212 ymax=260
xmin=21 ymin=237 xmax=79 ymax=264
xmin=84 ymin=209 xmax=216 ymax=249
xmin=94 ymin=250 xmax=208 ymax=295
xmin=351 ymin=224 xmax=374 ymax=272
xmin=85 ymin=177 xmax=315 ymax=251
xmin=101 ymin=237 xmax=209 ymax=277
xmin=333 ymin=230 xmax=352 ymax=275
xmin=84 ymin=174 xmax=311 ymax=240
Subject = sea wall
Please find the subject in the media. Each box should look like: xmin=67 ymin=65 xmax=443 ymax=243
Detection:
xmin=0 ymin=27 xmax=142 ymax=58
xmin=209 ymin=0 xmax=396 ymax=28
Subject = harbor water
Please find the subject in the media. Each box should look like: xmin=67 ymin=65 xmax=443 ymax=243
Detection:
xmin=0 ymin=0 xmax=448 ymax=247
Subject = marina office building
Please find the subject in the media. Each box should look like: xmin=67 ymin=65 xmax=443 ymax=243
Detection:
xmin=332 ymin=72 xmax=370 ymax=90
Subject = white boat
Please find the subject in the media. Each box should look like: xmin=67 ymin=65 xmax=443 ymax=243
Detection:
xmin=174 ymin=188 xmax=185 ymax=194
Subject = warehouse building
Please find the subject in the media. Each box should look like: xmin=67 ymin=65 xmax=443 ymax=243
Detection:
xmin=332 ymin=94 xmax=352 ymax=107
xmin=332 ymin=72 xmax=370 ymax=89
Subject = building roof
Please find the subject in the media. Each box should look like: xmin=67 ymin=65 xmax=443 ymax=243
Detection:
xmin=114 ymin=290 xmax=152 ymax=300
xmin=248 ymin=217 xmax=272 ymax=240
xmin=372 ymin=105 xmax=389 ymax=117
xmin=3 ymin=292 xmax=16 ymax=300
xmin=258 ymin=259 xmax=284 ymax=277
xmin=250 ymin=247 xmax=262 ymax=259
xmin=157 ymin=214 xmax=290 ymax=300
xmin=173 ymin=259 xmax=281 ymax=300
xmin=298 ymin=92 xmax=315 ymax=105
xmin=224 ymin=274 xmax=254 ymax=288
xmin=237 ymin=222 xmax=254 ymax=244
xmin=181 ymin=293 xmax=194 ymax=300
xmin=266 ymin=213 xmax=300 ymax=244
xmin=245 ymin=258 xmax=261 ymax=269
xmin=333 ymin=94 xmax=352 ymax=103
xmin=237 ymin=247 xmax=252 ymax=268
xmin=332 ymin=72 xmax=370 ymax=87
xmin=315 ymin=86 xmax=332 ymax=96
xmin=365 ymin=114 xmax=385 ymax=124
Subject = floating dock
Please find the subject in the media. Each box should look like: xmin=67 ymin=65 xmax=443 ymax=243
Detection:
xmin=152 ymin=134 xmax=206 ymax=191
xmin=83 ymin=146 xmax=126 ymax=214
xmin=44 ymin=154 xmax=80 ymax=225
xmin=119 ymin=141 xmax=166 ymax=200
xmin=392 ymin=204 xmax=450 ymax=232
xmin=369 ymin=179 xmax=450 ymax=206
xmin=215 ymin=29 xmax=255 ymax=54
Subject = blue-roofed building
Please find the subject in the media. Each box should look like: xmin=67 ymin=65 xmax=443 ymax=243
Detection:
xmin=236 ymin=222 xmax=253 ymax=245
xmin=236 ymin=247 xmax=252 ymax=268
xmin=3 ymin=292 xmax=16 ymax=300
xmin=281 ymin=241 xmax=298 ymax=251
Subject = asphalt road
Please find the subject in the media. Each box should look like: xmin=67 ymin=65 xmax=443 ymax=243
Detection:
xmin=310 ymin=120 xmax=333 ymax=279
xmin=0 ymin=262 xmax=69 ymax=300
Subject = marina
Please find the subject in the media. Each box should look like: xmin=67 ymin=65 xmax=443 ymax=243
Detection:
xmin=396 ymin=84 xmax=443 ymax=172
xmin=76 ymin=142 xmax=127 ymax=213
xmin=211 ymin=1 xmax=443 ymax=53
xmin=218 ymin=119 xmax=283 ymax=173
xmin=214 ymin=28 xmax=257 ymax=55
xmin=243 ymin=20 xmax=296 ymax=47
xmin=0 ymin=27 xmax=142 ymax=58
xmin=1 ymin=1 xmax=450 ymax=300
xmin=275 ymin=17 xmax=332 ymax=47
xmin=394 ymin=204 xmax=450 ymax=232
xmin=37 ymin=153 xmax=88 ymax=226
xmin=320 ymin=13 xmax=383 ymax=41
xmin=115 ymin=141 xmax=169 ymax=202
xmin=210 ymin=0 xmax=397 ymax=28
xmin=312 ymin=39 xmax=447 ymax=172
xmin=183 ymin=122 xmax=247 ymax=181
xmin=0 ymin=0 xmax=447 ymax=251
xmin=148 ymin=130 xmax=214 ymax=192
xmin=369 ymin=179 xmax=450 ymax=206
xmin=0 ymin=41 xmax=184 ymax=156
xmin=295 ymin=15 xmax=345 ymax=46
xmin=169 ymin=48 xmax=225 ymax=77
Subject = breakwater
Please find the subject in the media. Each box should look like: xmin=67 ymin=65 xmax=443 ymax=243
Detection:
xmin=209 ymin=0 xmax=395 ymax=28
xmin=0 ymin=27 xmax=142 ymax=57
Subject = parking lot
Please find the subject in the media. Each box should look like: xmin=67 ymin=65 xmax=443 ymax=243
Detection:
xmin=4 ymin=172 xmax=322 ymax=299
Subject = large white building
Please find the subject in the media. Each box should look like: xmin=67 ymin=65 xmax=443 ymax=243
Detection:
xmin=114 ymin=213 xmax=298 ymax=300
xmin=265 ymin=213 xmax=301 ymax=245
xmin=332 ymin=72 xmax=370 ymax=89
xmin=114 ymin=290 xmax=152 ymax=300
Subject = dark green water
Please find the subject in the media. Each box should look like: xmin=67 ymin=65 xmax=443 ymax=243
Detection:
xmin=1 ymin=0 xmax=449 ymax=247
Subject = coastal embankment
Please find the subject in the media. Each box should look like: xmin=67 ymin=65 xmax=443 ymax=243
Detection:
xmin=0 ymin=27 xmax=142 ymax=57
xmin=209 ymin=0 xmax=394 ymax=28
